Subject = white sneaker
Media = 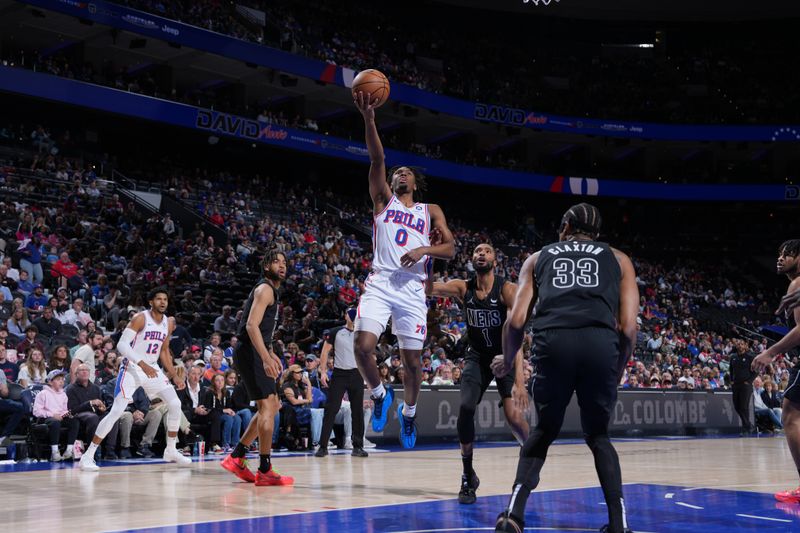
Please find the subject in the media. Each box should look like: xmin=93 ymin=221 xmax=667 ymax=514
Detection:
xmin=62 ymin=448 xmax=74 ymax=460
xmin=343 ymin=439 xmax=353 ymax=450
xmin=163 ymin=447 xmax=192 ymax=466
xmin=363 ymin=438 xmax=377 ymax=449
xmin=50 ymin=450 xmax=63 ymax=462
xmin=79 ymin=454 xmax=99 ymax=471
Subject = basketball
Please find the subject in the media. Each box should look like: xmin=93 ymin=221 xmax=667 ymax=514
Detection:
xmin=352 ymin=69 xmax=390 ymax=107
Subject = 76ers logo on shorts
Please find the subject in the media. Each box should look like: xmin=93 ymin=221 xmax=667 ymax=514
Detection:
xmin=415 ymin=324 xmax=427 ymax=335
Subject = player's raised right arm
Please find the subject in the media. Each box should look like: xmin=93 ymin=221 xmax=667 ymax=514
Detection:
xmin=502 ymin=253 xmax=539 ymax=371
xmin=355 ymin=90 xmax=391 ymax=212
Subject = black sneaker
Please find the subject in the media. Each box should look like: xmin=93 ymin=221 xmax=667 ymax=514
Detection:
xmin=314 ymin=447 xmax=328 ymax=457
xmin=120 ymin=447 xmax=132 ymax=459
xmin=104 ymin=449 xmax=119 ymax=460
xmin=458 ymin=472 xmax=480 ymax=504
xmin=137 ymin=444 xmax=155 ymax=458
xmin=599 ymin=525 xmax=633 ymax=533
xmin=351 ymin=447 xmax=368 ymax=458
xmin=495 ymin=510 xmax=524 ymax=533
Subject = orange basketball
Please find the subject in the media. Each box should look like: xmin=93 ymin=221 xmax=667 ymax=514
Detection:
xmin=352 ymin=69 xmax=390 ymax=107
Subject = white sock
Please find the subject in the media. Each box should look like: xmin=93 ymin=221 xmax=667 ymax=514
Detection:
xmin=86 ymin=442 xmax=99 ymax=458
xmin=166 ymin=436 xmax=178 ymax=451
xmin=66 ymin=444 xmax=74 ymax=452
xmin=51 ymin=445 xmax=59 ymax=453
xmin=402 ymin=403 xmax=417 ymax=418
xmin=371 ymin=384 xmax=386 ymax=400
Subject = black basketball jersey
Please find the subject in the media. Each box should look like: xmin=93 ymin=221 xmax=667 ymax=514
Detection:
xmin=238 ymin=278 xmax=280 ymax=346
xmin=532 ymin=240 xmax=620 ymax=332
xmin=464 ymin=275 xmax=507 ymax=358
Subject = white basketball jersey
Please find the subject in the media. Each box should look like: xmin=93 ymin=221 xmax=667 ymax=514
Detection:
xmin=372 ymin=196 xmax=431 ymax=280
xmin=128 ymin=310 xmax=169 ymax=366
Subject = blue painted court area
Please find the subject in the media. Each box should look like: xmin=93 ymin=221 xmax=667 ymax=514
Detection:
xmin=117 ymin=483 xmax=799 ymax=533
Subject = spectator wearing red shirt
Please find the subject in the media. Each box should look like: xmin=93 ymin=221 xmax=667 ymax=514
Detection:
xmin=51 ymin=252 xmax=79 ymax=288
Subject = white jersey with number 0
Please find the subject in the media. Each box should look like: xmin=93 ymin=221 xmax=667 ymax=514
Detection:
xmin=129 ymin=310 xmax=169 ymax=366
xmin=372 ymin=196 xmax=431 ymax=281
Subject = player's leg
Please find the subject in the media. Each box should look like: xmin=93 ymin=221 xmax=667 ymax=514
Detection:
xmin=497 ymin=331 xmax=575 ymax=532
xmin=81 ymin=362 xmax=134 ymax=470
xmin=575 ymin=329 xmax=628 ymax=533
xmin=155 ymin=385 xmax=191 ymax=465
xmin=315 ymin=369 xmax=348 ymax=456
xmin=775 ymin=372 xmax=800 ymax=502
xmin=455 ymin=358 xmax=487 ymax=503
xmin=80 ymin=394 xmax=129 ymax=470
xmin=393 ymin=288 xmax=427 ymax=448
xmin=253 ymin=394 xmax=293 ymax=486
xmin=354 ymin=286 xmax=394 ymax=431
xmin=499 ymin=372 xmax=530 ymax=445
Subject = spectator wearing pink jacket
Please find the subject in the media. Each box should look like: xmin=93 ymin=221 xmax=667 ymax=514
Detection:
xmin=33 ymin=370 xmax=74 ymax=461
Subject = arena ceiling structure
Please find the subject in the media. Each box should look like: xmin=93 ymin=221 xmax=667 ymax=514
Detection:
xmin=438 ymin=0 xmax=800 ymax=20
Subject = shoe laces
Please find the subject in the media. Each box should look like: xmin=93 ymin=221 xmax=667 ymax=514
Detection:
xmin=402 ymin=416 xmax=415 ymax=435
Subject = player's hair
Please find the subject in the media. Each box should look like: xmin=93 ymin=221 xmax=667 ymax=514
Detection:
xmin=147 ymin=286 xmax=169 ymax=301
xmin=261 ymin=248 xmax=286 ymax=272
xmin=388 ymin=165 xmax=427 ymax=202
xmin=560 ymin=203 xmax=602 ymax=238
xmin=779 ymin=239 xmax=800 ymax=258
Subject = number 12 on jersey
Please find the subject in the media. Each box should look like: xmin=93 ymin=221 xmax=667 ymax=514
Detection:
xmin=552 ymin=258 xmax=599 ymax=288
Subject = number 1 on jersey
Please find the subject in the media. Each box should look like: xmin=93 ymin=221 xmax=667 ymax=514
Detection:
xmin=481 ymin=328 xmax=492 ymax=347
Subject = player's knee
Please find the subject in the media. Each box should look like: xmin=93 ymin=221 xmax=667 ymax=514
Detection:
xmin=584 ymin=433 xmax=609 ymax=451
xmin=459 ymin=402 xmax=477 ymax=421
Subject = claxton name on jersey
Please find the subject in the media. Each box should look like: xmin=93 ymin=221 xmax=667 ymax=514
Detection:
xmin=547 ymin=243 xmax=604 ymax=256
xmin=382 ymin=209 xmax=426 ymax=235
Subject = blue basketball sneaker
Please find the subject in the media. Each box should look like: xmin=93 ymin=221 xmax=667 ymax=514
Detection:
xmin=397 ymin=403 xmax=417 ymax=449
xmin=370 ymin=386 xmax=394 ymax=432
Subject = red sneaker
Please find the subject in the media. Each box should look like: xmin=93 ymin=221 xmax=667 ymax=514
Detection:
xmin=255 ymin=468 xmax=294 ymax=486
xmin=775 ymin=487 xmax=800 ymax=503
xmin=221 ymin=454 xmax=255 ymax=483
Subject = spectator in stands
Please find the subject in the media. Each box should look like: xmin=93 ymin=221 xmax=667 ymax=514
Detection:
xmin=223 ymin=335 xmax=238 ymax=361
xmin=17 ymin=347 xmax=46 ymax=387
xmin=25 ymin=284 xmax=49 ymax=316
xmin=2 ymin=258 xmax=19 ymax=283
xmin=202 ymin=351 xmax=225 ymax=385
xmin=66 ymin=363 xmax=119 ymax=459
xmin=203 ymin=332 xmax=223 ymax=360
xmin=213 ymin=305 xmax=237 ymax=333
xmin=0 ymin=367 xmax=26 ymax=446
xmin=753 ymin=376 xmax=782 ymax=430
xmin=32 ymin=369 xmax=72 ymax=461
xmin=16 ymin=270 xmax=34 ymax=297
xmin=48 ymin=344 xmax=71 ymax=374
xmin=199 ymin=291 xmax=216 ymax=313
xmin=178 ymin=365 xmax=216 ymax=450
xmin=16 ymin=325 xmax=44 ymax=354
xmin=7 ymin=308 xmax=31 ymax=337
xmin=280 ymin=364 xmax=313 ymax=450
xmin=50 ymin=252 xmax=78 ymax=289
xmin=180 ymin=291 xmax=198 ymax=313
xmin=0 ymin=344 xmax=19 ymax=382
xmin=18 ymin=234 xmax=44 ymax=285
xmin=200 ymin=373 xmax=231 ymax=454
xmin=762 ymin=378 xmax=783 ymax=423
xmin=59 ymin=298 xmax=92 ymax=328
xmin=0 ymin=265 xmax=17 ymax=293
xmin=432 ymin=365 xmax=454 ymax=386
xmin=70 ymin=330 xmax=103 ymax=383
xmin=452 ymin=366 xmax=462 ymax=385
xmin=118 ymin=386 xmax=163 ymax=459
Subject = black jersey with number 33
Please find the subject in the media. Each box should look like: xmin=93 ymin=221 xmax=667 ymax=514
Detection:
xmin=532 ymin=241 xmax=621 ymax=332
xmin=464 ymin=276 xmax=507 ymax=358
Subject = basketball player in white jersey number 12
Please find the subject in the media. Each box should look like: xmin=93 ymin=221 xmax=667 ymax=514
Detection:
xmin=80 ymin=287 xmax=191 ymax=470
xmin=353 ymin=90 xmax=456 ymax=448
